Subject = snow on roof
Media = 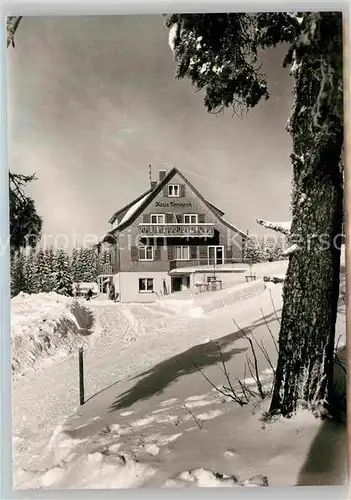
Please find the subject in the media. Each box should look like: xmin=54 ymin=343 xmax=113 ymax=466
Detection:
xmin=108 ymin=167 xmax=247 ymax=236
xmin=219 ymin=217 xmax=248 ymax=238
xmin=113 ymin=192 xmax=150 ymax=230
xmin=73 ymin=282 xmax=98 ymax=290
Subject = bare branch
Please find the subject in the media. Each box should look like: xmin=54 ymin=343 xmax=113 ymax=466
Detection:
xmin=260 ymin=308 xmax=279 ymax=353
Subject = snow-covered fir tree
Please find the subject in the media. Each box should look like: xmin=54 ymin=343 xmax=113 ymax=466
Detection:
xmin=80 ymin=247 xmax=98 ymax=282
xmin=87 ymin=247 xmax=98 ymax=281
xmin=10 ymin=250 xmax=26 ymax=297
xmin=243 ymin=236 xmax=260 ymax=265
xmin=44 ymin=247 xmax=56 ymax=291
xmin=244 ymin=234 xmax=287 ymax=264
xmin=70 ymin=247 xmax=81 ymax=283
xmin=52 ymin=249 xmax=73 ymax=296
xmin=23 ymin=247 xmax=37 ymax=293
xmin=34 ymin=248 xmax=53 ymax=293
xmin=70 ymin=246 xmax=98 ymax=283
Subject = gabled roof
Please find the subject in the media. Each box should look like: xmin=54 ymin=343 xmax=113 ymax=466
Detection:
xmin=109 ymin=188 xmax=152 ymax=225
xmin=207 ymin=201 xmax=225 ymax=217
xmin=106 ymin=168 xmax=248 ymax=238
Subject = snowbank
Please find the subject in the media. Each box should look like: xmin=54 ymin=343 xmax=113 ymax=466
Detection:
xmin=11 ymin=292 xmax=94 ymax=377
xmin=156 ymin=280 xmax=265 ymax=317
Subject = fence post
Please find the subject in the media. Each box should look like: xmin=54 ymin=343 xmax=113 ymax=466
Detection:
xmin=79 ymin=347 xmax=85 ymax=406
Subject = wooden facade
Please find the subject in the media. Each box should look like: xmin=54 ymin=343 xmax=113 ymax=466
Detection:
xmin=97 ymin=168 xmax=247 ymax=298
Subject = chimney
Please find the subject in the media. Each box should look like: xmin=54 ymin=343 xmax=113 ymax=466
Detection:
xmin=159 ymin=170 xmax=167 ymax=182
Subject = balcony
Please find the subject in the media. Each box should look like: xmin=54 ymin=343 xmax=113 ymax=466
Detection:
xmin=97 ymin=263 xmax=117 ymax=275
xmin=169 ymin=258 xmax=247 ymax=272
xmin=138 ymin=223 xmax=215 ymax=238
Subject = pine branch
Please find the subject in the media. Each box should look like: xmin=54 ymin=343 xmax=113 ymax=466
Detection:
xmin=256 ymin=219 xmax=291 ymax=236
xmin=7 ymin=16 xmax=23 ymax=48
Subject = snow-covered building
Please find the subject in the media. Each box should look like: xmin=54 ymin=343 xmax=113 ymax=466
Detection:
xmin=97 ymin=168 xmax=248 ymax=302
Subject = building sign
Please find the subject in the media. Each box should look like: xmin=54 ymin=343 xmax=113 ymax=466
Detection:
xmin=155 ymin=201 xmax=192 ymax=208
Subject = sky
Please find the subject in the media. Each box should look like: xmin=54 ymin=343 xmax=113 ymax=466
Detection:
xmin=7 ymin=15 xmax=294 ymax=248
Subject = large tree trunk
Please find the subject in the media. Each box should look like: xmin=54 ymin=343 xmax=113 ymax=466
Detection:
xmin=269 ymin=12 xmax=344 ymax=417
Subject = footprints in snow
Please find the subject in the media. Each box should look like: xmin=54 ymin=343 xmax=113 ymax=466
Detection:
xmin=97 ymin=391 xmax=227 ymax=466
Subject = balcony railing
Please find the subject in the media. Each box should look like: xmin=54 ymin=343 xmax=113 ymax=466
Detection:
xmin=138 ymin=223 xmax=215 ymax=238
xmin=97 ymin=263 xmax=117 ymax=275
xmin=169 ymin=258 xmax=247 ymax=271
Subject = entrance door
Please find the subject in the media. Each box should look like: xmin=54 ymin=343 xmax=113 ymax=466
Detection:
xmin=171 ymin=277 xmax=183 ymax=293
xmin=98 ymin=276 xmax=113 ymax=294
xmin=208 ymin=246 xmax=224 ymax=265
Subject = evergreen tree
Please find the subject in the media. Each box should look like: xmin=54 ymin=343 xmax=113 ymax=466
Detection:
xmin=44 ymin=247 xmax=56 ymax=292
xmin=256 ymin=236 xmax=270 ymax=262
xmin=52 ymin=249 xmax=73 ymax=296
xmin=83 ymin=247 xmax=98 ymax=281
xmin=89 ymin=247 xmax=98 ymax=281
xmin=243 ymin=236 xmax=261 ymax=265
xmin=167 ymin=12 xmax=344 ymax=417
xmin=264 ymin=236 xmax=278 ymax=262
xmin=34 ymin=248 xmax=51 ymax=293
xmin=23 ymin=247 xmax=37 ymax=293
xmin=80 ymin=247 xmax=94 ymax=281
xmin=70 ymin=247 xmax=80 ymax=283
xmin=10 ymin=251 xmax=26 ymax=297
xmin=9 ymin=173 xmax=42 ymax=254
xmin=274 ymin=235 xmax=288 ymax=261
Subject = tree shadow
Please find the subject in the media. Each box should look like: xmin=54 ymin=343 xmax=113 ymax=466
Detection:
xmin=297 ymin=342 xmax=347 ymax=486
xmin=64 ymin=313 xmax=279 ymax=440
xmin=297 ymin=418 xmax=347 ymax=486
xmin=107 ymin=313 xmax=279 ymax=414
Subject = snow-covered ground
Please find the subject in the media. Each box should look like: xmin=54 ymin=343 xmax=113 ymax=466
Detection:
xmin=11 ymin=259 xmax=347 ymax=489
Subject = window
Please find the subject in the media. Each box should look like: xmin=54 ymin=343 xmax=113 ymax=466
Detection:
xmin=184 ymin=214 xmax=198 ymax=224
xmin=139 ymin=278 xmax=154 ymax=293
xmin=139 ymin=246 xmax=154 ymax=261
xmin=150 ymin=214 xmax=165 ymax=224
xmin=102 ymin=251 xmax=112 ymax=264
xmin=175 ymin=246 xmax=190 ymax=260
xmin=168 ymin=184 xmax=180 ymax=197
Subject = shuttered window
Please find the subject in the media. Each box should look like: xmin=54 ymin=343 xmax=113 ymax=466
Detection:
xmin=199 ymin=246 xmax=208 ymax=260
xmin=198 ymin=214 xmax=206 ymax=223
xmin=190 ymin=246 xmax=198 ymax=259
xmin=131 ymin=246 xmax=139 ymax=261
xmin=154 ymin=246 xmax=161 ymax=261
xmin=166 ymin=213 xmax=174 ymax=223
xmin=167 ymin=246 xmax=174 ymax=261
xmin=142 ymin=214 xmax=151 ymax=223
xmin=139 ymin=246 xmax=154 ymax=261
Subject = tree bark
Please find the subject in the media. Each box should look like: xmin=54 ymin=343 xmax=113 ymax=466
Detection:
xmin=269 ymin=12 xmax=344 ymax=417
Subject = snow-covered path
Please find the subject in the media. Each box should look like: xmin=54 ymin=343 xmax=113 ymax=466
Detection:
xmin=13 ymin=294 xmax=259 ymax=481
xmin=12 ymin=283 xmax=347 ymax=489
xmin=13 ymin=281 xmax=281 ymax=482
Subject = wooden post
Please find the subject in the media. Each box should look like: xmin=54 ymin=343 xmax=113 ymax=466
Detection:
xmin=79 ymin=347 xmax=85 ymax=406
